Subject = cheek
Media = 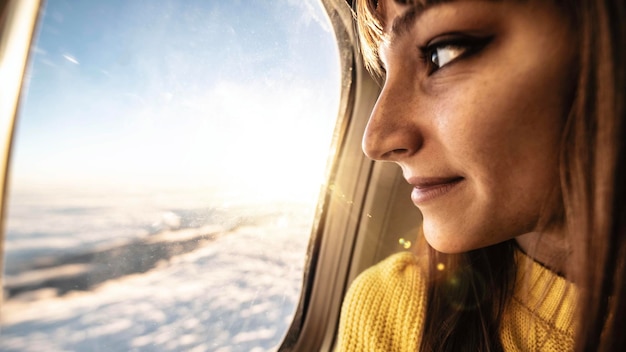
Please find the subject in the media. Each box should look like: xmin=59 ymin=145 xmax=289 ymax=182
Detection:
xmin=433 ymin=18 xmax=575 ymax=166
xmin=439 ymin=51 xmax=571 ymax=168
xmin=434 ymin=72 xmax=566 ymax=207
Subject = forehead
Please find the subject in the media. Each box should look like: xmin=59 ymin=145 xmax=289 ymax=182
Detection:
xmin=378 ymin=0 xmax=466 ymax=36
xmin=376 ymin=0 xmax=443 ymax=57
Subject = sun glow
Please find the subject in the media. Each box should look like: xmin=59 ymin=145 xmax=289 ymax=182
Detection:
xmin=14 ymin=76 xmax=336 ymax=202
xmin=12 ymin=78 xmax=338 ymax=204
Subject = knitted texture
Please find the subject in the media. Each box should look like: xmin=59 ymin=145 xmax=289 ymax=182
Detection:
xmin=500 ymin=251 xmax=576 ymax=351
xmin=336 ymin=252 xmax=426 ymax=352
xmin=335 ymin=250 xmax=576 ymax=352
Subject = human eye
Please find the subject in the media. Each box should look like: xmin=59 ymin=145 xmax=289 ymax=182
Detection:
xmin=421 ymin=34 xmax=493 ymax=74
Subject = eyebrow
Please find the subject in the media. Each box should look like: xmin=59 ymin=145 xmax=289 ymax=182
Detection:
xmin=379 ymin=0 xmax=458 ymax=71
xmin=389 ymin=0 xmax=456 ymax=39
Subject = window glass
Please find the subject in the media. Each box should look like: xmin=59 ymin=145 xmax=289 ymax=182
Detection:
xmin=1 ymin=1 xmax=340 ymax=351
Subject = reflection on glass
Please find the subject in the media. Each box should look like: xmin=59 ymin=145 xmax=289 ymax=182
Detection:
xmin=1 ymin=0 xmax=339 ymax=351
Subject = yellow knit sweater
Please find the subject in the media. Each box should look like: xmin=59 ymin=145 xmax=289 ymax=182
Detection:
xmin=336 ymin=250 xmax=576 ymax=351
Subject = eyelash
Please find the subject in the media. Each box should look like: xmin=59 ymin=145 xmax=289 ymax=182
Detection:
xmin=420 ymin=35 xmax=493 ymax=75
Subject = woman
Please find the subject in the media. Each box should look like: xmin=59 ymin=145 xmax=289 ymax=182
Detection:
xmin=336 ymin=0 xmax=625 ymax=351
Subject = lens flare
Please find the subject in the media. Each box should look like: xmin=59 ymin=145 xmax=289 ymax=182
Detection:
xmin=441 ymin=267 xmax=487 ymax=311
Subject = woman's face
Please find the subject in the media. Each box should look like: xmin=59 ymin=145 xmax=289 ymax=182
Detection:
xmin=363 ymin=0 xmax=576 ymax=253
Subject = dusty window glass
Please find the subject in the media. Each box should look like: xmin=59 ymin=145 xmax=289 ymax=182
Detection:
xmin=1 ymin=1 xmax=340 ymax=351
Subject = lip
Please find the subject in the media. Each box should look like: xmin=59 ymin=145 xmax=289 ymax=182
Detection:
xmin=408 ymin=176 xmax=464 ymax=205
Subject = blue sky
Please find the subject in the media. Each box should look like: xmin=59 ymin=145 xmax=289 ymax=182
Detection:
xmin=11 ymin=0 xmax=341 ymax=201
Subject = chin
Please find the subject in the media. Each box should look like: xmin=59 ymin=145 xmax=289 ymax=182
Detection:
xmin=422 ymin=222 xmax=469 ymax=254
xmin=421 ymin=220 xmax=505 ymax=254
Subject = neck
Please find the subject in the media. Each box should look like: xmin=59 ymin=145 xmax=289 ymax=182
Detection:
xmin=515 ymin=228 xmax=570 ymax=278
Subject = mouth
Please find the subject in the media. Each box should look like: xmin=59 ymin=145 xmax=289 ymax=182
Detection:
xmin=408 ymin=176 xmax=464 ymax=205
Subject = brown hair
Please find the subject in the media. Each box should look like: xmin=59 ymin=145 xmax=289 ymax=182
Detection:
xmin=354 ymin=0 xmax=626 ymax=350
xmin=565 ymin=0 xmax=625 ymax=350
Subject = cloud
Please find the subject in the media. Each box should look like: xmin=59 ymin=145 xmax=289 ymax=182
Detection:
xmin=32 ymin=47 xmax=47 ymax=55
xmin=285 ymin=0 xmax=333 ymax=33
xmin=62 ymin=54 xmax=79 ymax=65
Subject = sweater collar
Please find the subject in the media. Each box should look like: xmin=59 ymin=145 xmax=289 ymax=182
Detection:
xmin=513 ymin=249 xmax=577 ymax=333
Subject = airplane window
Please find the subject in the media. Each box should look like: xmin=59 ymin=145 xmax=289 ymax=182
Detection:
xmin=1 ymin=1 xmax=340 ymax=351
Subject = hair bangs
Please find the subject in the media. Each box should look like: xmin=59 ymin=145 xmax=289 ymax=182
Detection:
xmin=356 ymin=0 xmax=386 ymax=79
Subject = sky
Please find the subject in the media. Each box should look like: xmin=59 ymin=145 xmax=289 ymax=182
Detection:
xmin=10 ymin=0 xmax=341 ymax=203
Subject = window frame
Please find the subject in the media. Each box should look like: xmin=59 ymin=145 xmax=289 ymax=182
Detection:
xmin=280 ymin=1 xmax=420 ymax=351
xmin=280 ymin=0 xmax=385 ymax=350
xmin=0 ymin=0 xmax=43 ymax=284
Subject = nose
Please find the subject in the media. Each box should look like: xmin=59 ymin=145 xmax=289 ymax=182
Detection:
xmin=362 ymin=82 xmax=424 ymax=161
